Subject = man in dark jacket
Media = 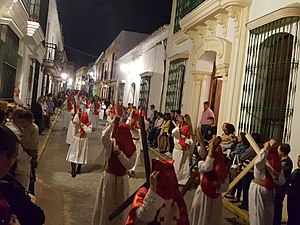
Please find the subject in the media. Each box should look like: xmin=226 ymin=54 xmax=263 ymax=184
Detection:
xmin=0 ymin=173 xmax=45 ymax=225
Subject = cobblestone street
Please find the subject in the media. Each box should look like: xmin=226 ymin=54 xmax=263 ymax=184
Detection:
xmin=34 ymin=113 xmax=241 ymax=225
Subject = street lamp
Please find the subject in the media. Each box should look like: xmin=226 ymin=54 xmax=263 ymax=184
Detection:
xmin=61 ymin=72 xmax=68 ymax=80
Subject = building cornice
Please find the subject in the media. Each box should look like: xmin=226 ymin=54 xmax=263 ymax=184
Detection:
xmin=23 ymin=21 xmax=45 ymax=46
xmin=246 ymin=3 xmax=300 ymax=30
xmin=179 ymin=0 xmax=251 ymax=33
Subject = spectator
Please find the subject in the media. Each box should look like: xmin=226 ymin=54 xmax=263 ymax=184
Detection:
xmin=199 ymin=101 xmax=214 ymax=135
xmin=5 ymin=108 xmax=27 ymax=181
xmin=18 ymin=111 xmax=39 ymax=194
xmin=148 ymin=112 xmax=164 ymax=148
xmin=202 ymin=117 xmax=217 ymax=145
xmin=227 ymin=132 xmax=249 ymax=203
xmin=220 ymin=123 xmax=237 ymax=158
xmin=157 ymin=113 xmax=171 ymax=153
xmin=238 ymin=133 xmax=261 ymax=211
xmin=32 ymin=97 xmax=45 ymax=135
xmin=167 ymin=110 xmax=177 ymax=155
xmin=13 ymin=86 xmax=24 ymax=107
xmin=0 ymin=101 xmax=8 ymax=124
xmin=0 ymin=125 xmax=20 ymax=225
xmin=287 ymin=155 xmax=300 ymax=225
xmin=149 ymin=104 xmax=155 ymax=122
xmin=273 ymin=144 xmax=293 ymax=225
xmin=46 ymin=95 xmax=55 ymax=118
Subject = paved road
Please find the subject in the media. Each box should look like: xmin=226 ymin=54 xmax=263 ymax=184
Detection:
xmin=35 ymin=113 xmax=242 ymax=225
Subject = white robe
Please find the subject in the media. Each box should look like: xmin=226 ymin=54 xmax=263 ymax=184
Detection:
xmin=62 ymin=110 xmax=72 ymax=129
xmin=249 ymin=149 xmax=285 ymax=225
xmin=189 ymin=157 xmax=229 ymax=225
xmin=131 ymin=129 xmax=142 ymax=172
xmin=66 ymin=120 xmax=75 ymax=145
xmin=171 ymin=127 xmax=192 ymax=185
xmin=92 ymin=123 xmax=137 ymax=225
xmin=66 ymin=115 xmax=92 ymax=164
xmin=134 ymin=189 xmax=181 ymax=225
xmin=90 ymin=105 xmax=99 ymax=129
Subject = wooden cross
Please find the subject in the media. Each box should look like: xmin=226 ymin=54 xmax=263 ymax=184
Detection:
xmin=109 ymin=115 xmax=151 ymax=221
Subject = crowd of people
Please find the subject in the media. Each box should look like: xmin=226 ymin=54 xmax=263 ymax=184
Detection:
xmin=1 ymin=88 xmax=300 ymax=225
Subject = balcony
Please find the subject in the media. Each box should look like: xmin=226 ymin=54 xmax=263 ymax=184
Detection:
xmin=43 ymin=42 xmax=62 ymax=78
xmin=174 ymin=0 xmax=207 ymax=33
xmin=21 ymin=0 xmax=40 ymax=21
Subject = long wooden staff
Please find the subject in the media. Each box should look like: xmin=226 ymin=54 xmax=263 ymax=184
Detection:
xmin=109 ymin=115 xmax=151 ymax=221
xmin=245 ymin=133 xmax=277 ymax=179
xmin=181 ymin=136 xmax=222 ymax=196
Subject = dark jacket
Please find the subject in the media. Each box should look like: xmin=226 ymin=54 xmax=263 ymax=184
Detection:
xmin=0 ymin=174 xmax=45 ymax=225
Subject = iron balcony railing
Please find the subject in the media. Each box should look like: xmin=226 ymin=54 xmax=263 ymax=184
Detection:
xmin=44 ymin=42 xmax=62 ymax=71
xmin=21 ymin=0 xmax=40 ymax=21
xmin=174 ymin=0 xmax=207 ymax=33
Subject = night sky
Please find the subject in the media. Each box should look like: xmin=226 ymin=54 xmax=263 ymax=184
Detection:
xmin=56 ymin=0 xmax=173 ymax=68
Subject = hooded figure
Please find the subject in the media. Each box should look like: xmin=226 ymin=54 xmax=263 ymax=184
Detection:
xmin=92 ymin=120 xmax=137 ymax=225
xmin=189 ymin=143 xmax=229 ymax=225
xmin=66 ymin=111 xmax=92 ymax=177
xmin=172 ymin=124 xmax=193 ymax=185
xmin=249 ymin=144 xmax=285 ymax=225
xmin=126 ymin=159 xmax=189 ymax=225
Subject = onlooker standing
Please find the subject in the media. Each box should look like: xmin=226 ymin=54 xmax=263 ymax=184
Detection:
xmin=149 ymin=104 xmax=155 ymax=122
xmin=0 ymin=101 xmax=8 ymax=124
xmin=32 ymin=97 xmax=44 ymax=135
xmin=287 ymin=155 xmax=300 ymax=225
xmin=46 ymin=95 xmax=55 ymax=118
xmin=199 ymin=101 xmax=214 ymax=135
xmin=18 ymin=111 xmax=39 ymax=194
xmin=239 ymin=133 xmax=261 ymax=211
xmin=202 ymin=117 xmax=217 ymax=145
xmin=273 ymin=144 xmax=293 ymax=225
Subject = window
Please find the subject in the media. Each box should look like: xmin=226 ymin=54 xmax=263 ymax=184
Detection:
xmin=118 ymin=82 xmax=125 ymax=103
xmin=174 ymin=0 xmax=206 ymax=33
xmin=239 ymin=17 xmax=300 ymax=143
xmin=139 ymin=76 xmax=151 ymax=112
xmin=165 ymin=58 xmax=187 ymax=112
xmin=0 ymin=26 xmax=19 ymax=98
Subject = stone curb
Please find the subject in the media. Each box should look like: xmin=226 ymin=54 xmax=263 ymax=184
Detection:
xmin=37 ymin=109 xmax=61 ymax=161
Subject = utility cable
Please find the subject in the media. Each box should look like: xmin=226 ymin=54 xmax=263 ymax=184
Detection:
xmin=65 ymin=45 xmax=99 ymax=59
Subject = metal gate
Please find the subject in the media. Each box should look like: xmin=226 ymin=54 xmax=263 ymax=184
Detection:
xmin=165 ymin=58 xmax=187 ymax=113
xmin=0 ymin=26 xmax=19 ymax=98
xmin=239 ymin=16 xmax=300 ymax=143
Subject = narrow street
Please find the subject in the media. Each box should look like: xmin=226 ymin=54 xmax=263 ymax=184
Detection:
xmin=35 ymin=112 xmax=241 ymax=225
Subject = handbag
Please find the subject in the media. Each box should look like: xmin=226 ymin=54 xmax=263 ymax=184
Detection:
xmin=230 ymin=154 xmax=241 ymax=178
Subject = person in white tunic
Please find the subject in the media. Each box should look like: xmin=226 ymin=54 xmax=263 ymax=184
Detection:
xmin=62 ymin=95 xmax=74 ymax=130
xmin=66 ymin=111 xmax=92 ymax=177
xmin=172 ymin=124 xmax=193 ymax=185
xmin=189 ymin=138 xmax=229 ymax=225
xmin=125 ymin=159 xmax=189 ymax=225
xmin=92 ymin=117 xmax=136 ymax=225
xmin=90 ymin=97 xmax=100 ymax=130
xmin=128 ymin=110 xmax=142 ymax=178
xmin=66 ymin=106 xmax=80 ymax=145
xmin=249 ymin=142 xmax=285 ymax=225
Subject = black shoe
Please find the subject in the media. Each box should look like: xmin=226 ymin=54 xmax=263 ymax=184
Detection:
xmin=238 ymin=204 xmax=248 ymax=211
xmin=230 ymin=198 xmax=241 ymax=203
xmin=71 ymin=170 xmax=76 ymax=177
xmin=76 ymin=164 xmax=82 ymax=174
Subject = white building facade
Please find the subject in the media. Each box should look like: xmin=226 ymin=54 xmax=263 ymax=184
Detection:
xmin=42 ymin=0 xmax=68 ymax=97
xmin=117 ymin=25 xmax=169 ymax=114
xmin=163 ymin=0 xmax=300 ymax=165
xmin=98 ymin=30 xmax=149 ymax=102
xmin=0 ymin=0 xmax=45 ymax=106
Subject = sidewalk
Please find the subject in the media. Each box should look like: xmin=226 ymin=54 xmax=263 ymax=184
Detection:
xmin=35 ymin=110 xmax=67 ymax=225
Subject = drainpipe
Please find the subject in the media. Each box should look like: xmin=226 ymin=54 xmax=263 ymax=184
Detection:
xmin=159 ymin=39 xmax=167 ymax=112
